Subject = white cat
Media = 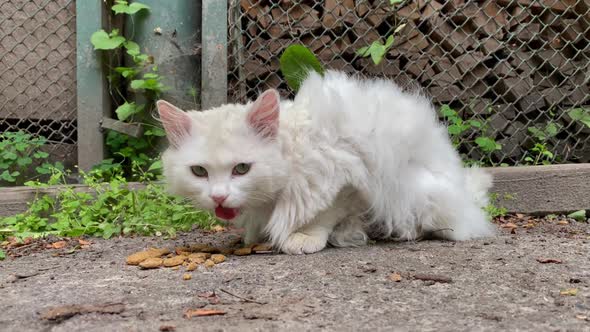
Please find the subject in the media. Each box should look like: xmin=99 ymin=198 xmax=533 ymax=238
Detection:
xmin=157 ymin=71 xmax=495 ymax=255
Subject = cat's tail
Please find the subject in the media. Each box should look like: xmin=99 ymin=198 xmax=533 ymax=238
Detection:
xmin=464 ymin=166 xmax=493 ymax=208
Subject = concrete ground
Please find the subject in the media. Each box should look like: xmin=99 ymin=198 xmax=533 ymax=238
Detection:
xmin=0 ymin=216 xmax=589 ymax=332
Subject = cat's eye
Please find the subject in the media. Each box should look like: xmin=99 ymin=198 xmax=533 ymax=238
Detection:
xmin=232 ymin=163 xmax=251 ymax=176
xmin=190 ymin=165 xmax=208 ymax=177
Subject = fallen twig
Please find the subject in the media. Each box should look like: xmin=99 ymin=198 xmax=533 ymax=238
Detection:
xmin=412 ymin=274 xmax=453 ymax=283
xmin=219 ymin=288 xmax=267 ymax=305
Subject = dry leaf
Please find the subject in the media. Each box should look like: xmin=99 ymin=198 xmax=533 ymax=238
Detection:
xmin=41 ymin=303 xmax=124 ymax=322
xmin=184 ymin=309 xmax=225 ymax=318
xmin=159 ymin=325 xmax=176 ymax=332
xmin=536 ymin=258 xmax=562 ymax=264
xmin=560 ymin=288 xmax=578 ymax=296
xmin=557 ymin=220 xmax=569 ymax=225
xmin=51 ymin=241 xmax=67 ymax=249
xmin=389 ymin=272 xmax=402 ymax=282
xmin=78 ymin=239 xmax=91 ymax=246
xmin=501 ymin=223 xmax=517 ymax=229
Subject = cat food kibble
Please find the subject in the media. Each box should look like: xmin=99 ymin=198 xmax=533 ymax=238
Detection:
xmin=139 ymin=257 xmax=163 ymax=269
xmin=188 ymin=254 xmax=206 ymax=264
xmin=182 ymin=273 xmax=192 ymax=280
xmin=210 ymin=254 xmax=226 ymax=264
xmin=126 ymin=248 xmax=170 ymax=265
xmin=163 ymin=255 xmax=186 ymax=267
xmin=186 ymin=262 xmax=198 ymax=271
xmin=204 ymin=259 xmax=216 ymax=268
xmin=233 ymin=247 xmax=252 ymax=256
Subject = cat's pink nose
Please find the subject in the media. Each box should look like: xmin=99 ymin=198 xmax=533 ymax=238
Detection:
xmin=211 ymin=195 xmax=228 ymax=205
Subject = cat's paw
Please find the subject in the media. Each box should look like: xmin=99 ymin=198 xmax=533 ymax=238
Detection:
xmin=281 ymin=232 xmax=327 ymax=255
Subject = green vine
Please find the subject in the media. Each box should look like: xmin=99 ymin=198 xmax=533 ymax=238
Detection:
xmin=90 ymin=0 xmax=165 ymax=178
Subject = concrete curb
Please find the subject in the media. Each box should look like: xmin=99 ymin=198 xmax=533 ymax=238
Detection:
xmin=1 ymin=164 xmax=589 ymax=217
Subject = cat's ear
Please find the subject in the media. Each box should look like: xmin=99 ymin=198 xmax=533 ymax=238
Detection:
xmin=156 ymin=100 xmax=192 ymax=148
xmin=247 ymin=89 xmax=280 ymax=139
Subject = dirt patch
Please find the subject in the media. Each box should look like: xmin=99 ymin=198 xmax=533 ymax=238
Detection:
xmin=1 ymin=217 xmax=589 ymax=331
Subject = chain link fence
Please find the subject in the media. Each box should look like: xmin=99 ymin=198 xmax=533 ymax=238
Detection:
xmin=228 ymin=0 xmax=590 ymax=165
xmin=0 ymin=0 xmax=77 ymax=167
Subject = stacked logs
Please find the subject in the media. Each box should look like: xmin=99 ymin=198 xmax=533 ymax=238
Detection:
xmin=229 ymin=0 xmax=590 ymax=163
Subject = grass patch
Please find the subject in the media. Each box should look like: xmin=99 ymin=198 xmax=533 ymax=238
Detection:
xmin=0 ymin=164 xmax=217 ymax=242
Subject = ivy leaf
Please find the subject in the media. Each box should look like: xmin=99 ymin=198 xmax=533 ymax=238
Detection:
xmin=448 ymin=124 xmax=465 ymax=136
xmin=475 ymin=137 xmax=501 ymax=153
xmin=124 ymin=41 xmax=140 ymax=56
xmin=90 ymin=30 xmax=125 ymax=50
xmin=33 ymin=151 xmax=49 ymax=159
xmin=0 ymin=249 xmax=5 ymax=260
xmin=115 ymin=66 xmax=136 ymax=78
xmin=112 ymin=1 xmax=150 ymax=15
xmin=568 ymin=108 xmax=590 ymax=128
xmin=16 ymin=157 xmax=33 ymax=167
xmin=440 ymin=105 xmax=457 ymax=118
xmin=279 ymin=45 xmax=324 ymax=92
xmin=356 ymin=34 xmax=396 ymax=65
xmin=567 ymin=210 xmax=587 ymax=221
xmin=2 ymin=151 xmax=17 ymax=160
xmin=115 ymin=102 xmax=143 ymax=121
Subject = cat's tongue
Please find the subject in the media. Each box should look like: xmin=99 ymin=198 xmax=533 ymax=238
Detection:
xmin=215 ymin=206 xmax=239 ymax=220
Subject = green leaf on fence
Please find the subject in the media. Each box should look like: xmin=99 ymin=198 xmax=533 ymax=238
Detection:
xmin=0 ymin=249 xmax=5 ymax=260
xmin=91 ymin=30 xmax=125 ymax=50
xmin=280 ymin=45 xmax=324 ymax=92
xmin=112 ymin=1 xmax=150 ymax=15
xmin=568 ymin=108 xmax=590 ymax=128
xmin=115 ymin=102 xmax=143 ymax=121
xmin=124 ymin=41 xmax=140 ymax=56
xmin=475 ymin=137 xmax=501 ymax=153
xmin=356 ymin=35 xmax=396 ymax=65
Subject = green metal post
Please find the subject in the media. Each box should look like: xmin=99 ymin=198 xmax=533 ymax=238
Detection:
xmin=127 ymin=0 xmax=202 ymax=110
xmin=201 ymin=0 xmax=228 ymax=109
xmin=76 ymin=1 xmax=109 ymax=170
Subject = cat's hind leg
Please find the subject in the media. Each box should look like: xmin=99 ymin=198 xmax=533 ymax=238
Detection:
xmin=328 ymin=215 xmax=368 ymax=248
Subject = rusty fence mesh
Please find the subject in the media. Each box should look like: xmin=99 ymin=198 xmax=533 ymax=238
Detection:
xmin=228 ymin=0 xmax=590 ymax=165
xmin=0 ymin=0 xmax=77 ymax=167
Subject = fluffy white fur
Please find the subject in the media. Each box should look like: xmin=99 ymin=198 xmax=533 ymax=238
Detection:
xmin=158 ymin=71 xmax=496 ymax=255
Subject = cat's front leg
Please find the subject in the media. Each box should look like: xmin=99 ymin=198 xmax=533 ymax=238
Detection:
xmin=280 ymin=207 xmax=343 ymax=255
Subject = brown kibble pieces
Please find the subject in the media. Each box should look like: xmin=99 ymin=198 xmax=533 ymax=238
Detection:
xmin=182 ymin=273 xmax=192 ymax=280
xmin=163 ymin=255 xmax=186 ymax=267
xmin=233 ymin=247 xmax=252 ymax=256
xmin=211 ymin=254 xmax=226 ymax=264
xmin=204 ymin=259 xmax=215 ymax=268
xmin=175 ymin=247 xmax=191 ymax=255
xmin=219 ymin=248 xmax=235 ymax=255
xmin=139 ymin=257 xmax=163 ymax=269
xmin=126 ymin=248 xmax=170 ymax=265
xmin=252 ymin=244 xmax=273 ymax=252
xmin=188 ymin=255 xmax=206 ymax=264
xmin=186 ymin=262 xmax=198 ymax=271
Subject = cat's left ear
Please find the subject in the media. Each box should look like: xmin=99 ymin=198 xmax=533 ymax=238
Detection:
xmin=156 ymin=100 xmax=192 ymax=148
xmin=247 ymin=89 xmax=280 ymax=139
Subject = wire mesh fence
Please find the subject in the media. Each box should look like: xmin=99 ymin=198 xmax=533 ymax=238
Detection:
xmin=0 ymin=0 xmax=77 ymax=167
xmin=228 ymin=0 xmax=590 ymax=166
